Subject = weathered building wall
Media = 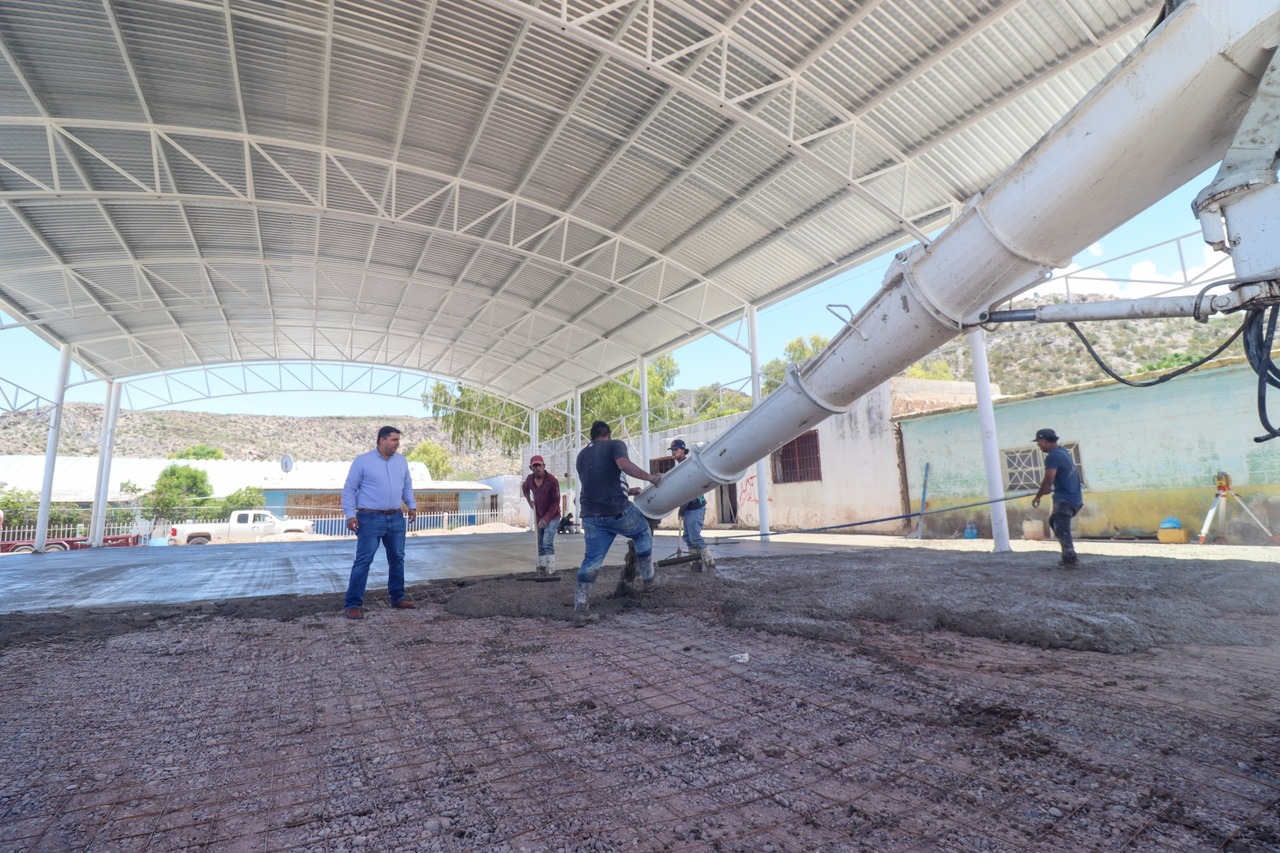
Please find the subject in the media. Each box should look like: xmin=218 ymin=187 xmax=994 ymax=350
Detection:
xmin=897 ymin=359 xmax=1280 ymax=541
xmin=478 ymin=474 xmax=530 ymax=526
xmin=726 ymin=381 xmax=906 ymax=534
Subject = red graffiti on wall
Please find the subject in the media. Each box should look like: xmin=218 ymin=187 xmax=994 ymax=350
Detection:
xmin=738 ymin=474 xmax=772 ymax=505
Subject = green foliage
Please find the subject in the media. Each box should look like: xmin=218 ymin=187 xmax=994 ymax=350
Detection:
xmin=169 ymin=444 xmax=225 ymax=460
xmin=0 ymin=487 xmax=39 ymax=528
xmin=903 ymin=358 xmax=957 ymax=381
xmin=428 ymin=383 xmax=532 ymax=455
xmin=219 ymin=487 xmax=264 ymax=517
xmin=0 ymin=487 xmax=99 ymax=530
xmin=692 ymin=385 xmax=753 ymax=419
xmin=428 ymin=355 xmax=682 ymax=450
xmin=577 ymin=355 xmax=681 ymax=439
xmin=1141 ymin=352 xmax=1200 ymax=372
xmin=156 ymin=465 xmax=213 ymax=498
xmin=137 ymin=464 xmax=215 ymax=525
xmin=762 ymin=335 xmax=830 ymax=394
xmin=406 ymin=440 xmax=454 ymax=480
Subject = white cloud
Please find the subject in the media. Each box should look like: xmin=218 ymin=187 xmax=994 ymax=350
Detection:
xmin=1043 ymin=238 xmax=1234 ymax=300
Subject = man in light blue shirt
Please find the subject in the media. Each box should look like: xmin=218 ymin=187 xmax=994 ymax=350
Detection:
xmin=340 ymin=426 xmax=418 ymax=618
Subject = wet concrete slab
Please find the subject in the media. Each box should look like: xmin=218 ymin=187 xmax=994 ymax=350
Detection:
xmin=0 ymin=528 xmax=859 ymax=614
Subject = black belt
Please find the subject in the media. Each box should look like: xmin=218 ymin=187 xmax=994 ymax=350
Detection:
xmin=358 ymin=509 xmax=401 ymax=515
xmin=586 ymin=511 xmax=625 ymax=520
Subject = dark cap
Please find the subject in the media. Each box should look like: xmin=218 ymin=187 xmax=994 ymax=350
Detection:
xmin=1034 ymin=428 xmax=1058 ymax=443
xmin=669 ymin=438 xmax=687 ymax=452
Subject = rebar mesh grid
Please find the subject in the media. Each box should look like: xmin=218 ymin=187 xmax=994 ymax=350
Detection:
xmin=1 ymin=602 xmax=1278 ymax=852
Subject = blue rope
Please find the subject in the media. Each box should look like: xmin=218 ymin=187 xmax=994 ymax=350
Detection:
xmin=706 ymin=491 xmax=1038 ymax=544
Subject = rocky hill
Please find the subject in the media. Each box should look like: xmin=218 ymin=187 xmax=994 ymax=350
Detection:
xmin=910 ymin=293 xmax=1246 ymax=394
xmin=0 ymin=408 xmax=521 ymax=479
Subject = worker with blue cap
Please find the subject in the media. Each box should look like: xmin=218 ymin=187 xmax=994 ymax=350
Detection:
xmin=669 ymin=438 xmax=715 ymax=571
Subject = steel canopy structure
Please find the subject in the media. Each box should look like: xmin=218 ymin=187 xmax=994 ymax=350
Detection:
xmin=0 ymin=0 xmax=1161 ymax=411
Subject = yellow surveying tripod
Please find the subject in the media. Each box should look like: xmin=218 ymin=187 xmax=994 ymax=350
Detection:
xmin=1198 ymin=472 xmax=1279 ymax=545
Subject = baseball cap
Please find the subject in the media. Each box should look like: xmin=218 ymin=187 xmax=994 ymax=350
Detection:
xmin=1033 ymin=428 xmax=1058 ymax=442
xmin=529 ymin=455 xmax=545 ymax=467
xmin=669 ymin=438 xmax=687 ymax=451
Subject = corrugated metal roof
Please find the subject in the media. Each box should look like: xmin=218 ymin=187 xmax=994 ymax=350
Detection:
xmin=0 ymin=0 xmax=1160 ymax=409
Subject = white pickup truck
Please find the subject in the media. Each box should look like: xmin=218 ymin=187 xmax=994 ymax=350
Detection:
xmin=167 ymin=510 xmax=313 ymax=545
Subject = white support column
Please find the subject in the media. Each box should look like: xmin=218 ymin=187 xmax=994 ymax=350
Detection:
xmin=528 ymin=407 xmax=539 ymax=530
xmin=747 ymin=306 xmax=770 ymax=538
xmin=89 ymin=380 xmax=122 ymax=546
xmin=35 ymin=344 xmax=72 ymax=552
xmin=966 ymin=327 xmax=1012 ymax=552
xmin=638 ymin=356 xmax=650 ymax=471
xmin=529 ymin=407 xmax=539 ymax=460
xmin=573 ymin=389 xmax=582 ymax=519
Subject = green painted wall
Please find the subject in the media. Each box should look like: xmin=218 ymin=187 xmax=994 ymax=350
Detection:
xmin=898 ymin=361 xmax=1280 ymax=541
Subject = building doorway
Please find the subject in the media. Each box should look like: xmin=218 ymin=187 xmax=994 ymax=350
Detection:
xmin=717 ymin=483 xmax=737 ymax=524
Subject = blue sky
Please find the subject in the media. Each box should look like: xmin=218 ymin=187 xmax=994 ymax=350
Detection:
xmin=0 ymin=172 xmax=1219 ymax=418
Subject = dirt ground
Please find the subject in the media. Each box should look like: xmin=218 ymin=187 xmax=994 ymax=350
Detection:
xmin=2 ymin=540 xmax=1279 ymax=850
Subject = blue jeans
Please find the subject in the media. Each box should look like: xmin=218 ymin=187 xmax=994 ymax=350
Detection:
xmin=578 ymin=503 xmax=652 ymax=585
xmin=1049 ymin=502 xmax=1081 ymax=557
xmin=537 ymin=522 xmax=558 ymax=557
xmin=680 ymin=505 xmax=706 ymax=550
xmin=344 ymin=512 xmax=407 ymax=608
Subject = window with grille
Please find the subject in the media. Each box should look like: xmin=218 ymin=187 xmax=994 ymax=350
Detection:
xmin=771 ymin=430 xmax=822 ymax=484
xmin=417 ymin=493 xmax=460 ymax=513
xmin=1003 ymin=442 xmax=1086 ymax=491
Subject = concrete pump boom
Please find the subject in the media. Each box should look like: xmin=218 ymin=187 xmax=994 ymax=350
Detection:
xmin=636 ymin=0 xmax=1280 ymax=520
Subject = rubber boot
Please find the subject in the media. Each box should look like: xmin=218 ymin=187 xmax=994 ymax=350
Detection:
xmin=535 ymin=554 xmax=548 ymax=577
xmin=545 ymin=554 xmax=555 ymax=575
xmin=701 ymin=547 xmax=716 ymax=572
xmin=573 ymin=581 xmax=597 ymax=625
xmin=640 ymin=555 xmax=659 ymax=592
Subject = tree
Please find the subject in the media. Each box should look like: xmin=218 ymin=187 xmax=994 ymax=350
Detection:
xmin=762 ymin=334 xmax=830 ymax=394
xmin=170 ymin=444 xmax=224 ymax=460
xmin=406 ymin=440 xmax=454 ymax=480
xmin=576 ymin=355 xmax=681 ymax=438
xmin=428 ymin=355 xmax=682 ymax=451
xmin=0 ymin=486 xmax=38 ymax=529
xmin=902 ymin=358 xmax=957 ymax=381
xmin=220 ymin=487 xmax=264 ymax=516
xmin=691 ymin=384 xmax=752 ymax=420
xmin=427 ymin=383 xmax=532 ymax=456
xmin=137 ymin=464 xmax=214 ymax=526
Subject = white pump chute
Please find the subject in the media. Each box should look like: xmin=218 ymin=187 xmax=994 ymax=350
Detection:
xmin=638 ymin=0 xmax=1280 ymax=519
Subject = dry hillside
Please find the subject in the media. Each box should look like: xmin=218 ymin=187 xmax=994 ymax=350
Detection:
xmin=0 ymin=408 xmax=521 ymax=479
xmin=911 ymin=293 xmax=1247 ymax=393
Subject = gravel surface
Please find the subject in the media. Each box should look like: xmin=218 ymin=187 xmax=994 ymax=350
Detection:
xmin=2 ymin=540 xmax=1279 ymax=851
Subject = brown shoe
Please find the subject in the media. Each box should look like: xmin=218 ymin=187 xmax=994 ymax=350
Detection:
xmin=393 ymin=599 xmax=417 ymax=609
xmin=343 ymin=607 xmax=364 ymax=620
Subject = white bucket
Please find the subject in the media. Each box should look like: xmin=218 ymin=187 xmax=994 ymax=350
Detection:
xmin=1022 ymin=519 xmax=1046 ymax=541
